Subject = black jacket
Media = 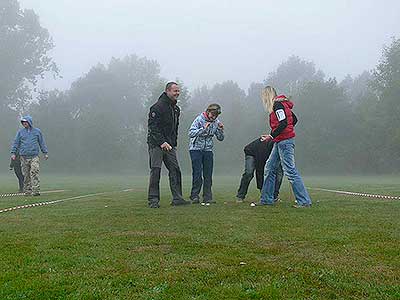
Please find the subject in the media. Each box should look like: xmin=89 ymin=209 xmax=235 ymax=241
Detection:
xmin=147 ymin=92 xmax=180 ymax=148
xmin=244 ymin=139 xmax=275 ymax=190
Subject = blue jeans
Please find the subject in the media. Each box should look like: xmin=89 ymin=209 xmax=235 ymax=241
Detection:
xmin=190 ymin=150 xmax=214 ymax=202
xmin=260 ymin=138 xmax=311 ymax=206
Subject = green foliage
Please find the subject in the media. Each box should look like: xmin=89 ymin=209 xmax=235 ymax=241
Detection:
xmin=29 ymin=55 xmax=165 ymax=172
xmin=265 ymin=55 xmax=324 ymax=95
xmin=340 ymin=37 xmax=400 ymax=172
xmin=371 ymin=38 xmax=400 ymax=93
xmin=0 ymin=0 xmax=57 ymax=171
xmin=2 ymin=1 xmax=399 ymax=174
xmin=0 ymin=0 xmax=58 ymax=110
xmin=295 ymin=79 xmax=353 ymax=172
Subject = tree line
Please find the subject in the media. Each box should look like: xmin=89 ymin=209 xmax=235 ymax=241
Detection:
xmin=1 ymin=0 xmax=399 ymax=174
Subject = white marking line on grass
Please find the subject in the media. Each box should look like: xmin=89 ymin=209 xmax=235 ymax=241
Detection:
xmin=0 ymin=190 xmax=67 ymax=198
xmin=308 ymin=187 xmax=400 ymax=200
xmin=0 ymin=189 xmax=130 ymax=215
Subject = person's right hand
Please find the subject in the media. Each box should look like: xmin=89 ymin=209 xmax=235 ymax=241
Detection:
xmin=260 ymin=134 xmax=272 ymax=142
xmin=160 ymin=142 xmax=172 ymax=151
xmin=11 ymin=154 xmax=16 ymax=160
xmin=204 ymin=122 xmax=211 ymax=129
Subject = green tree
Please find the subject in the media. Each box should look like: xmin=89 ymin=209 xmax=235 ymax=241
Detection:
xmin=265 ymin=55 xmax=324 ymax=95
xmin=295 ymin=79 xmax=354 ymax=173
xmin=0 ymin=0 xmax=57 ymax=171
xmin=0 ymin=0 xmax=58 ymax=111
xmin=368 ymin=37 xmax=400 ymax=171
xmin=339 ymin=71 xmax=373 ymax=104
xmin=30 ymin=55 xmax=164 ymax=172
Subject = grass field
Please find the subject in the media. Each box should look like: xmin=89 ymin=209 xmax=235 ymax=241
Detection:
xmin=1 ymin=174 xmax=399 ymax=300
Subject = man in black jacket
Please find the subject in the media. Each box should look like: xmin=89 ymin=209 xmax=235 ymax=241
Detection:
xmin=236 ymin=138 xmax=283 ymax=202
xmin=147 ymin=82 xmax=190 ymax=208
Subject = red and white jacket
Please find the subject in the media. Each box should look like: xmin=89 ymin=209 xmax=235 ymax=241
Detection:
xmin=269 ymin=95 xmax=297 ymax=142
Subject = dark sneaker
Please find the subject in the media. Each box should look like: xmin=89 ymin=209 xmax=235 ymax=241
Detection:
xmin=149 ymin=203 xmax=160 ymax=208
xmin=33 ymin=193 xmax=41 ymax=196
xmin=171 ymin=199 xmax=190 ymax=206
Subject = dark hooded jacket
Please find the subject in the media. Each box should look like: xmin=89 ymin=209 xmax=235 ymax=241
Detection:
xmin=147 ymin=92 xmax=181 ymax=148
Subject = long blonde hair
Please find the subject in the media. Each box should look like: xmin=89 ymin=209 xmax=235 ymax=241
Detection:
xmin=261 ymin=86 xmax=277 ymax=113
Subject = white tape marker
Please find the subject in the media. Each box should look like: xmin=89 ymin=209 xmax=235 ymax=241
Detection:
xmin=0 ymin=190 xmax=67 ymax=198
xmin=308 ymin=187 xmax=400 ymax=200
xmin=0 ymin=189 xmax=132 ymax=215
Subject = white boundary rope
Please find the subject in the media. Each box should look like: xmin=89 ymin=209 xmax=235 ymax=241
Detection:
xmin=308 ymin=187 xmax=400 ymax=200
xmin=0 ymin=190 xmax=67 ymax=198
xmin=0 ymin=189 xmax=132 ymax=215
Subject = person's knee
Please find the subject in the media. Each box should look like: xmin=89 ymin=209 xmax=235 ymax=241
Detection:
xmin=265 ymin=166 xmax=277 ymax=176
xmin=243 ymin=171 xmax=254 ymax=179
xmin=283 ymin=167 xmax=297 ymax=181
xmin=265 ymin=159 xmax=278 ymax=172
xmin=169 ymin=166 xmax=182 ymax=177
xmin=150 ymin=167 xmax=161 ymax=176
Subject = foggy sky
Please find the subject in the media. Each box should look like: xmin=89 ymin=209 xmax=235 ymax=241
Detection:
xmin=19 ymin=0 xmax=400 ymax=91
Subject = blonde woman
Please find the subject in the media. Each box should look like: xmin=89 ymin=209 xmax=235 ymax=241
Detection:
xmin=259 ymin=86 xmax=311 ymax=208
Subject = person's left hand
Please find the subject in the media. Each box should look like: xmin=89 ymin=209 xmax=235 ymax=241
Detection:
xmin=44 ymin=154 xmax=49 ymax=160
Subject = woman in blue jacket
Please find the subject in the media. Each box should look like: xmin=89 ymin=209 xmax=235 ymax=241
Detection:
xmin=188 ymin=104 xmax=224 ymax=205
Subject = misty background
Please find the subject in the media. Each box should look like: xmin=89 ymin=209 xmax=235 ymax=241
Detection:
xmin=1 ymin=0 xmax=400 ymax=175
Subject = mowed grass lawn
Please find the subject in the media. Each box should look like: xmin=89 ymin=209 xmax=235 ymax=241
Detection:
xmin=0 ymin=174 xmax=399 ymax=300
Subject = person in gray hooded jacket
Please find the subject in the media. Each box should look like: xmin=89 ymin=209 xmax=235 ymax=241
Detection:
xmin=188 ymin=104 xmax=224 ymax=204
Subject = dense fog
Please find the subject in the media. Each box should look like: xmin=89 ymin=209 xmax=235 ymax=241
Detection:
xmin=1 ymin=0 xmax=400 ymax=174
